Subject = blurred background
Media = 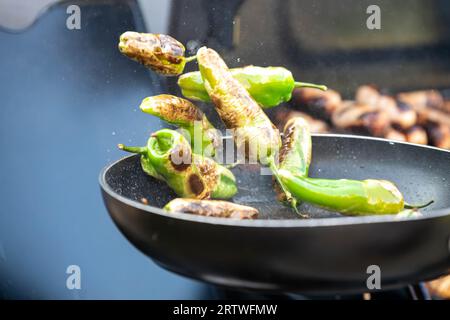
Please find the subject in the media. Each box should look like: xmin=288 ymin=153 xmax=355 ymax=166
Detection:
xmin=0 ymin=0 xmax=449 ymax=299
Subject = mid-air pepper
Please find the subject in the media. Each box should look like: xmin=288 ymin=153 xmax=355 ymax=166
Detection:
xmin=139 ymin=94 xmax=219 ymax=156
xmin=178 ymin=66 xmax=327 ymax=108
xmin=118 ymin=31 xmax=195 ymax=76
xmin=118 ymin=129 xmax=237 ymax=199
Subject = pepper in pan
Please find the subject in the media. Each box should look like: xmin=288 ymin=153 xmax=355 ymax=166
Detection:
xmin=140 ymin=94 xmax=219 ymax=156
xmin=178 ymin=66 xmax=327 ymax=108
xmin=197 ymin=47 xmax=280 ymax=160
xmin=276 ymin=121 xmax=432 ymax=215
xmin=164 ymin=198 xmax=258 ymax=219
xmin=118 ymin=129 xmax=237 ymax=199
xmin=279 ymin=171 xmax=409 ymax=215
xmin=118 ymin=31 xmax=196 ymax=76
xmin=278 ymin=117 xmax=312 ymax=177
xmin=196 ymin=46 xmax=298 ymax=209
xmin=274 ymin=117 xmax=312 ymax=213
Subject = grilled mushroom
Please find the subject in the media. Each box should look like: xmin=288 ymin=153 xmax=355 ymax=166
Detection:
xmin=426 ymin=123 xmax=450 ymax=149
xmin=397 ymin=90 xmax=446 ymax=112
xmin=276 ymin=109 xmax=329 ymax=134
xmin=384 ymin=128 xmax=407 ymax=142
xmin=356 ymin=85 xmax=417 ymax=130
xmin=291 ymin=88 xmax=342 ymax=120
xmin=404 ymin=126 xmax=428 ymax=145
xmin=332 ymin=101 xmax=390 ymax=137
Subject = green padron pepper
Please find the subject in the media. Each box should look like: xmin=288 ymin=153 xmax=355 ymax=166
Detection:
xmin=118 ymin=32 xmax=195 ymax=76
xmin=178 ymin=66 xmax=327 ymax=108
xmin=279 ymin=171 xmax=406 ymax=215
xmin=118 ymin=129 xmax=237 ymax=199
xmin=140 ymin=94 xmax=219 ymax=156
xmin=274 ymin=117 xmax=312 ymax=213
xmin=275 ymin=118 xmax=432 ymax=215
xmin=278 ymin=117 xmax=312 ymax=177
xmin=197 ymin=46 xmax=299 ymax=211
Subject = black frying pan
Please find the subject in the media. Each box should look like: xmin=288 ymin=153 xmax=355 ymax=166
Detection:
xmin=99 ymin=134 xmax=450 ymax=294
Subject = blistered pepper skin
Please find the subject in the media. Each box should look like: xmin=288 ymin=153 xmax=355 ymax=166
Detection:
xmin=118 ymin=32 xmax=187 ymax=76
xmin=139 ymin=95 xmax=219 ymax=156
xmin=178 ymin=66 xmax=297 ymax=108
xmin=197 ymin=47 xmax=281 ymax=162
xmin=275 ymin=117 xmax=312 ymax=205
xmin=278 ymin=117 xmax=312 ymax=176
xmin=164 ymin=198 xmax=258 ymax=219
xmin=119 ymin=129 xmax=237 ymax=200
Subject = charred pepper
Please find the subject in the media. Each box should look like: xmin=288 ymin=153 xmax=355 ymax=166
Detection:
xmin=164 ymin=198 xmax=258 ymax=219
xmin=197 ymin=47 xmax=280 ymax=160
xmin=274 ymin=117 xmax=312 ymax=212
xmin=278 ymin=117 xmax=312 ymax=177
xmin=276 ymin=120 xmax=432 ymax=215
xmin=196 ymin=46 xmax=297 ymax=209
xmin=118 ymin=31 xmax=195 ymax=76
xmin=178 ymin=66 xmax=327 ymax=108
xmin=140 ymin=94 xmax=219 ymax=156
xmin=118 ymin=129 xmax=237 ymax=199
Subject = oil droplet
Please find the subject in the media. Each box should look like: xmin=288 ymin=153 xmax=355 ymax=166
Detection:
xmin=112 ymin=131 xmax=116 ymax=135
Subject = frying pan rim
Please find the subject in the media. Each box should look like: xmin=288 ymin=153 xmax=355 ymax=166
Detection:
xmin=100 ymin=134 xmax=450 ymax=228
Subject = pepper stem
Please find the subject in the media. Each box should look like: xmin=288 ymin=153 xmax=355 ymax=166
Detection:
xmin=117 ymin=144 xmax=147 ymax=155
xmin=268 ymin=158 xmax=308 ymax=218
xmin=404 ymin=200 xmax=434 ymax=210
xmin=185 ymin=55 xmax=197 ymax=63
xmin=294 ymin=81 xmax=327 ymax=91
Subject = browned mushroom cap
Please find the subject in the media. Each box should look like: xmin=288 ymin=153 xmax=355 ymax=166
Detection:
xmin=414 ymin=107 xmax=450 ymax=127
xmin=291 ymin=88 xmax=342 ymax=120
xmin=397 ymin=90 xmax=445 ymax=112
xmin=164 ymin=199 xmax=258 ymax=219
xmin=384 ymin=128 xmax=407 ymax=142
xmin=404 ymin=126 xmax=428 ymax=145
xmin=445 ymin=101 xmax=450 ymax=114
xmin=426 ymin=123 xmax=450 ymax=150
xmin=279 ymin=110 xmax=329 ymax=134
xmin=356 ymin=85 xmax=417 ymax=130
xmin=392 ymin=101 xmax=417 ymax=130
xmin=332 ymin=101 xmax=390 ymax=137
xmin=355 ymin=85 xmax=380 ymax=107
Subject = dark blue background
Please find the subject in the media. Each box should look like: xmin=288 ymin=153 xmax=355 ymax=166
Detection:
xmin=0 ymin=2 xmax=207 ymax=299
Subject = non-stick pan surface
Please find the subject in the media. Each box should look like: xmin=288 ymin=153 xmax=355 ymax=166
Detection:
xmin=100 ymin=134 xmax=450 ymax=294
